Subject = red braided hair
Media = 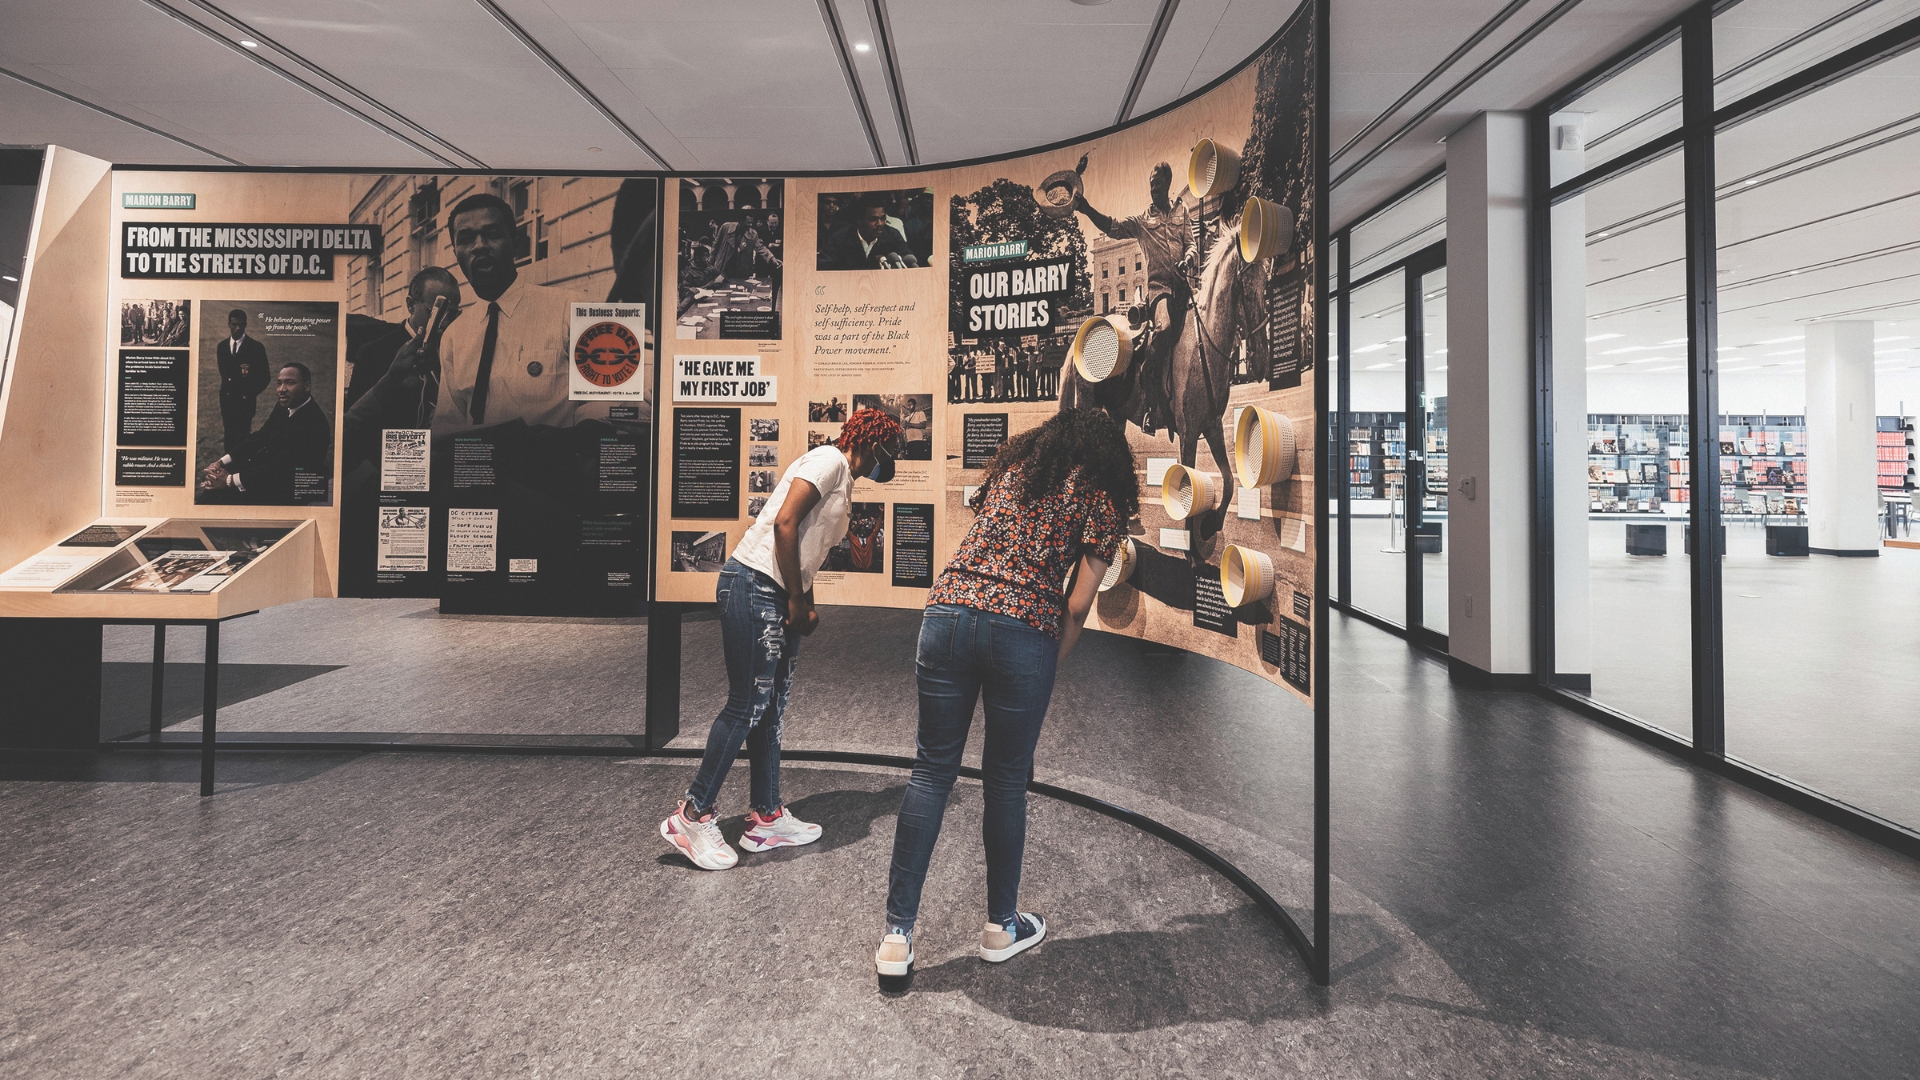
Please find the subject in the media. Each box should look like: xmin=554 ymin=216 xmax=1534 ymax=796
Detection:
xmin=836 ymin=407 xmax=903 ymax=454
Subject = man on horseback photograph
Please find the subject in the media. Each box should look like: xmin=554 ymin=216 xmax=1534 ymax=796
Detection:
xmin=1071 ymin=161 xmax=1198 ymax=436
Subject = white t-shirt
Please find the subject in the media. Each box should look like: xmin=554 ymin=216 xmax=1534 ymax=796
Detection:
xmin=732 ymin=445 xmax=853 ymax=594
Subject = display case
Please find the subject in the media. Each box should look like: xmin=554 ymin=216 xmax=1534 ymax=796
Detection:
xmin=0 ymin=517 xmax=317 ymax=618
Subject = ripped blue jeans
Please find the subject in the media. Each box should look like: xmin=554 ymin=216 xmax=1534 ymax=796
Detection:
xmin=682 ymin=558 xmax=799 ymax=817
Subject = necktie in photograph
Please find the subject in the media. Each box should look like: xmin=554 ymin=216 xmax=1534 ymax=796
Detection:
xmin=470 ymin=301 xmax=501 ymax=425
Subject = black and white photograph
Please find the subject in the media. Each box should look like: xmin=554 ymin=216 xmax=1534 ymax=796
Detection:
xmin=669 ymin=530 xmax=727 ymax=574
xmin=808 ymin=397 xmax=849 ymax=422
xmin=749 ymin=417 xmax=780 ymax=441
xmin=947 ymin=337 xmax=1067 ymax=404
xmin=97 ymin=550 xmax=230 ymax=594
xmin=677 ymin=178 xmax=782 ymax=340
xmin=821 ymin=502 xmax=884 ymax=573
xmin=748 ymin=443 xmax=779 ymax=467
xmin=852 ymin=393 xmax=933 ymax=460
xmin=200 ymin=526 xmax=293 ymax=572
xmin=194 ymin=300 xmax=338 ymax=506
xmin=817 ymin=188 xmax=934 ymax=271
xmin=807 ymin=430 xmax=832 ymax=450
xmin=746 ymin=495 xmax=769 ymax=519
xmin=747 ymin=469 xmax=776 ymax=494
xmin=121 ymin=299 xmax=189 ymax=346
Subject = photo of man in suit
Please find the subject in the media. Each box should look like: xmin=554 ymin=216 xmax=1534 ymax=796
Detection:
xmin=354 ymin=193 xmax=577 ymax=435
xmin=217 ymin=308 xmax=271 ymax=453
xmin=199 ymin=362 xmax=333 ymax=504
xmin=818 ymin=192 xmax=919 ymax=271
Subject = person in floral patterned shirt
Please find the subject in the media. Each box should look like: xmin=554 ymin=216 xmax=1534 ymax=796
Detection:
xmin=876 ymin=407 xmax=1141 ymax=979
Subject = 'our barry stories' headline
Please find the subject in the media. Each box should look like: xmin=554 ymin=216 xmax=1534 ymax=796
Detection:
xmin=953 ymin=256 xmax=1074 ymax=338
xmin=121 ymin=222 xmax=380 ymax=280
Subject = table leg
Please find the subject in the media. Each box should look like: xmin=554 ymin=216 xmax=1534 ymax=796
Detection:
xmin=149 ymin=624 xmax=166 ymax=740
xmin=200 ymin=622 xmax=218 ymax=797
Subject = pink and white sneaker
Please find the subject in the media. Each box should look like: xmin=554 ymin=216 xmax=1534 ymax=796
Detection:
xmin=660 ymin=802 xmax=738 ymax=871
xmin=738 ymin=806 xmax=823 ymax=852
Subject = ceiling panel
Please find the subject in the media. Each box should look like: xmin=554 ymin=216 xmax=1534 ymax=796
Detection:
xmin=0 ymin=0 xmax=439 ymax=166
xmin=883 ymin=0 xmax=1162 ymax=164
xmin=0 ymin=0 xmax=1727 ymax=232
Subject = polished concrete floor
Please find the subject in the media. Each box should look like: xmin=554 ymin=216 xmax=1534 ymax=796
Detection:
xmin=1338 ymin=513 xmax=1920 ymax=827
xmin=30 ymin=600 xmax=1917 ymax=1076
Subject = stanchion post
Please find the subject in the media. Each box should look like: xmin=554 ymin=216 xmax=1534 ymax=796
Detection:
xmin=645 ymin=602 xmax=682 ymax=750
xmin=200 ymin=621 xmax=218 ymax=797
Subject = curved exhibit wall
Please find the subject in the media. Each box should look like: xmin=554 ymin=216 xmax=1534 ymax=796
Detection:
xmin=654 ymin=7 xmax=1319 ymax=700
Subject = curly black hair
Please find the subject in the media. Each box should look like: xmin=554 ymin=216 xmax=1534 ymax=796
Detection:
xmin=972 ymin=407 xmax=1140 ymax=521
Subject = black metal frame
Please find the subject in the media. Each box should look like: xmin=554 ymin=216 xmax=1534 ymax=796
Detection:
xmin=1528 ymin=0 xmax=1920 ymax=855
xmin=1332 ymin=0 xmax=1920 ymax=861
xmin=1326 ymin=216 xmax=1448 ymax=646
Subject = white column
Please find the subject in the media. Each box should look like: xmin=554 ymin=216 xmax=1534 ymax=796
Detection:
xmin=1548 ymin=112 xmax=1590 ymax=683
xmin=1445 ymin=111 xmax=1533 ymax=677
xmin=1805 ymin=321 xmax=1880 ymax=555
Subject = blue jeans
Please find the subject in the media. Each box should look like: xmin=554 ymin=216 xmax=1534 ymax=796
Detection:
xmin=886 ymin=604 xmax=1059 ymax=931
xmin=683 ymin=558 xmax=799 ymax=817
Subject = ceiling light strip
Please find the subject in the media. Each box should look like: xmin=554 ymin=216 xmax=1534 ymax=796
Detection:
xmin=815 ymin=0 xmax=888 ymax=167
xmin=1332 ymin=0 xmax=1586 ymax=190
xmin=1116 ymin=0 xmax=1182 ymax=127
xmin=171 ymin=0 xmax=487 ymax=169
xmin=1332 ymin=0 xmax=1532 ymax=162
xmin=140 ymin=0 xmax=465 ymax=168
xmin=865 ymin=0 xmax=917 ymax=165
xmin=468 ymin=0 xmax=669 ymax=169
xmin=0 ymin=64 xmax=242 ymax=165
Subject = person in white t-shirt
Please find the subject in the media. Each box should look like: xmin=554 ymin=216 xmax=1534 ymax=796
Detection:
xmin=661 ymin=407 xmax=905 ymax=871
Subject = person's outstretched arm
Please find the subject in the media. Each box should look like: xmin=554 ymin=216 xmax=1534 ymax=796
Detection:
xmin=1058 ymin=553 xmax=1108 ymax=662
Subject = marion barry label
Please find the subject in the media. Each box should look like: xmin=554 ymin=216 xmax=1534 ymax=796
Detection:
xmin=672 ymin=354 xmax=777 ymax=403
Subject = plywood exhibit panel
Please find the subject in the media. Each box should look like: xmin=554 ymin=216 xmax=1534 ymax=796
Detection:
xmin=653 ymin=11 xmax=1319 ymax=700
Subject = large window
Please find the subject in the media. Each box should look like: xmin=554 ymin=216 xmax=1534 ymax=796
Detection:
xmin=1332 ymin=174 xmax=1447 ymax=640
xmin=1712 ymin=36 xmax=1920 ymax=826
xmin=1526 ymin=0 xmax=1920 ymax=842
xmin=1550 ymin=147 xmax=1695 ymax=738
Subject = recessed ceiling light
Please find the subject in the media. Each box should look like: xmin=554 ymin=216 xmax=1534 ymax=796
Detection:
xmin=1743 ymin=179 xmax=1759 ymax=186
xmin=239 ymin=39 xmax=259 ymax=48
xmin=1596 ymin=231 xmax=1610 ymax=237
xmin=854 ymin=42 xmax=871 ymax=52
xmin=587 ymin=146 xmax=603 ymax=152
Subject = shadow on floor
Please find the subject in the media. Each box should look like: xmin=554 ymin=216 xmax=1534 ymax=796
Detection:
xmin=657 ymin=785 xmax=909 ymax=870
xmin=0 ymin=749 xmax=360 ymax=789
xmin=906 ymin=906 xmax=1324 ymax=1032
xmin=100 ymin=661 xmax=345 ymax=741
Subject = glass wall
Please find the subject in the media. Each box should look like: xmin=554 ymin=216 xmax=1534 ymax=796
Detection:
xmin=1526 ymin=0 xmax=1920 ymax=838
xmin=1713 ymin=36 xmax=1920 ymax=826
xmin=1552 ymin=146 xmax=1695 ymax=739
xmin=1419 ymin=267 xmax=1449 ymax=635
xmin=1328 ymin=236 xmax=1343 ymax=604
xmin=1346 ymin=268 xmax=1409 ymax=626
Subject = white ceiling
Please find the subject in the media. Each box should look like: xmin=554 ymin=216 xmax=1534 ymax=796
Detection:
xmin=0 ymin=0 xmax=1711 ymax=222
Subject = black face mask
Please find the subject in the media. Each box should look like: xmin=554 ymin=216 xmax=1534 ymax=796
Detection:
xmin=867 ymin=442 xmax=897 ymax=484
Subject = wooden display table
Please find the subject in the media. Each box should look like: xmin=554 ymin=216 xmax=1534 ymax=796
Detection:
xmin=0 ymin=519 xmax=320 ymax=794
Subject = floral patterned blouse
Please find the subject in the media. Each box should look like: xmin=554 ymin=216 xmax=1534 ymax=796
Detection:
xmin=927 ymin=465 xmax=1125 ymax=637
